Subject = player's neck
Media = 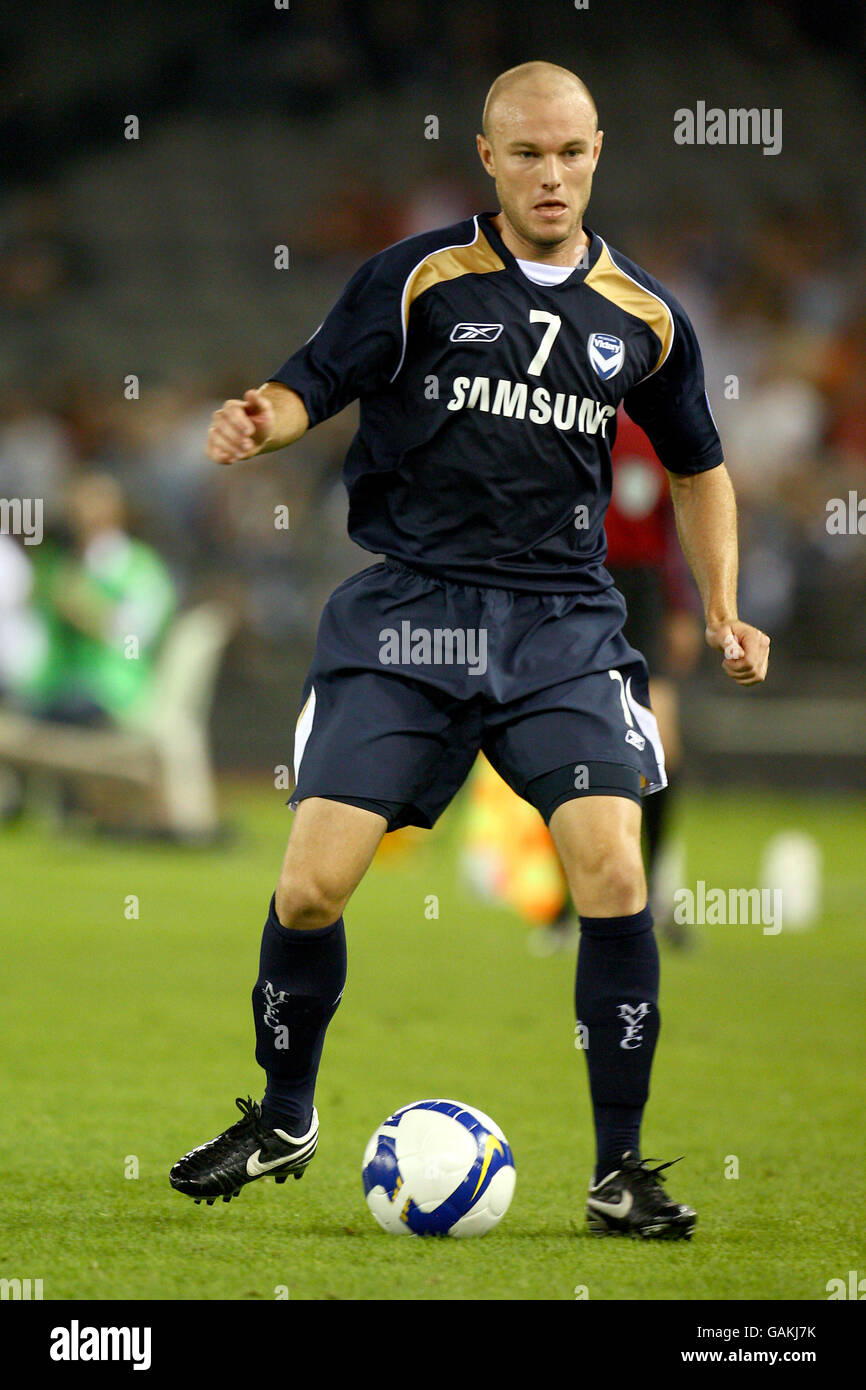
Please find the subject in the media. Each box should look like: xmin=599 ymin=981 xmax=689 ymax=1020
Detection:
xmin=491 ymin=212 xmax=589 ymax=267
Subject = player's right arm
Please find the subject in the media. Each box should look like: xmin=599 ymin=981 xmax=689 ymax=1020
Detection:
xmin=206 ymin=382 xmax=309 ymax=465
xmin=207 ymin=233 xmax=417 ymax=465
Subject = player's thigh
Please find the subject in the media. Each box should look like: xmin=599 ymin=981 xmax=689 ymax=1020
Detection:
xmin=548 ymin=794 xmax=646 ymax=917
xmin=276 ymin=796 xmax=388 ymax=925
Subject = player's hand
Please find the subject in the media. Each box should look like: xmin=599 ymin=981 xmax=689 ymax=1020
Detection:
xmin=705 ymin=620 xmax=770 ymax=686
xmin=206 ymin=388 xmax=275 ymax=465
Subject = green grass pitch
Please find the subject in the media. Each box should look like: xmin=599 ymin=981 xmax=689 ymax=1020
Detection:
xmin=0 ymin=783 xmax=863 ymax=1301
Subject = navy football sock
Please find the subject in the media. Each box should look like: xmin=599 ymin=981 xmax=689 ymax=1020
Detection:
xmin=252 ymin=895 xmax=347 ymax=1137
xmin=574 ymin=904 xmax=660 ymax=1184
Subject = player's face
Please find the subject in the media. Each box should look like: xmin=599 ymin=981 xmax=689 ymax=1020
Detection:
xmin=477 ymin=92 xmax=603 ymax=259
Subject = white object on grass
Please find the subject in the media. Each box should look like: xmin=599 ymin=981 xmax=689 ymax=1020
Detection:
xmin=760 ymin=831 xmax=823 ymax=931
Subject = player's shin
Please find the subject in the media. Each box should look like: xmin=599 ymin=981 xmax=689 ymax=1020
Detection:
xmin=574 ymin=904 xmax=660 ymax=1183
xmin=252 ymin=894 xmax=347 ymax=1136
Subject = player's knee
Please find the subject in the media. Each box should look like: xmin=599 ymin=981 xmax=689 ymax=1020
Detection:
xmin=274 ymin=871 xmax=347 ymax=931
xmin=593 ymin=858 xmax=646 ymax=915
xmin=571 ymin=845 xmax=645 ymax=916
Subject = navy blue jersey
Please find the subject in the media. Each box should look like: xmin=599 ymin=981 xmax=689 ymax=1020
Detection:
xmin=270 ymin=212 xmax=723 ymax=593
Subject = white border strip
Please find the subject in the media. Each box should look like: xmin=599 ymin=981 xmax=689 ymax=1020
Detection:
xmin=293 ymin=687 xmax=317 ymax=784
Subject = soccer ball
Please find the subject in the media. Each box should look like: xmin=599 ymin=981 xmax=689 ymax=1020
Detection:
xmin=362 ymin=1099 xmax=516 ymax=1237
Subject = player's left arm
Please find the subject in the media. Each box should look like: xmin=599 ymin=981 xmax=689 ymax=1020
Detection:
xmin=622 ymin=282 xmax=769 ymax=688
xmin=665 ymin=462 xmax=770 ymax=686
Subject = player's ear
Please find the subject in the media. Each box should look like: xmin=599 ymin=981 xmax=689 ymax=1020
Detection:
xmin=592 ymin=129 xmax=604 ymax=168
xmin=476 ymin=133 xmax=495 ymax=177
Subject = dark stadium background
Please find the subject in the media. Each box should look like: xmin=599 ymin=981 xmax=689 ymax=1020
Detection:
xmin=1 ymin=0 xmax=864 ymax=788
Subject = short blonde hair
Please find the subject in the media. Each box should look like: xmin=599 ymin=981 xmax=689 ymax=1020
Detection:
xmin=482 ymin=61 xmax=598 ymax=140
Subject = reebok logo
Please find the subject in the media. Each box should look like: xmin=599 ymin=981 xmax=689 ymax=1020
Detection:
xmin=450 ymin=322 xmax=504 ymax=342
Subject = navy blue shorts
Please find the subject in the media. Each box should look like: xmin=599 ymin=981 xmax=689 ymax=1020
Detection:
xmin=290 ymin=559 xmax=666 ymax=830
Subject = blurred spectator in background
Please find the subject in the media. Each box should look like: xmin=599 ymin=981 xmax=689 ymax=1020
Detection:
xmin=0 ymin=189 xmax=93 ymax=313
xmin=0 ymin=534 xmax=46 ymax=699
xmin=0 ymin=382 xmax=73 ymax=508
xmin=19 ymin=474 xmax=176 ymax=727
xmin=286 ymin=172 xmax=403 ymax=269
xmin=395 ymin=156 xmax=477 ymax=240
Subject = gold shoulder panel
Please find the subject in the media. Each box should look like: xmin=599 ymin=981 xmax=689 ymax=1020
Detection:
xmin=585 ymin=244 xmax=674 ymax=374
xmin=403 ymin=228 xmax=505 ymax=331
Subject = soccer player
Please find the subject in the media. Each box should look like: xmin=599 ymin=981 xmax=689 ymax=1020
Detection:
xmin=170 ymin=61 xmax=769 ymax=1238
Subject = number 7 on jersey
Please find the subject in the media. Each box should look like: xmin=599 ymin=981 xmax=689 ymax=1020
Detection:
xmin=527 ymin=310 xmax=562 ymax=376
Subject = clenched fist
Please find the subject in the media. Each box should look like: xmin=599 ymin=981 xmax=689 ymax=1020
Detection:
xmin=206 ymin=388 xmax=276 ymax=465
xmin=706 ymin=620 xmax=770 ymax=686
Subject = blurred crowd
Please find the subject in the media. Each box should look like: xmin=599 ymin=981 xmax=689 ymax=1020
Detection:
xmin=627 ymin=200 xmax=866 ymax=658
xmin=1 ymin=0 xmax=865 ymax=757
